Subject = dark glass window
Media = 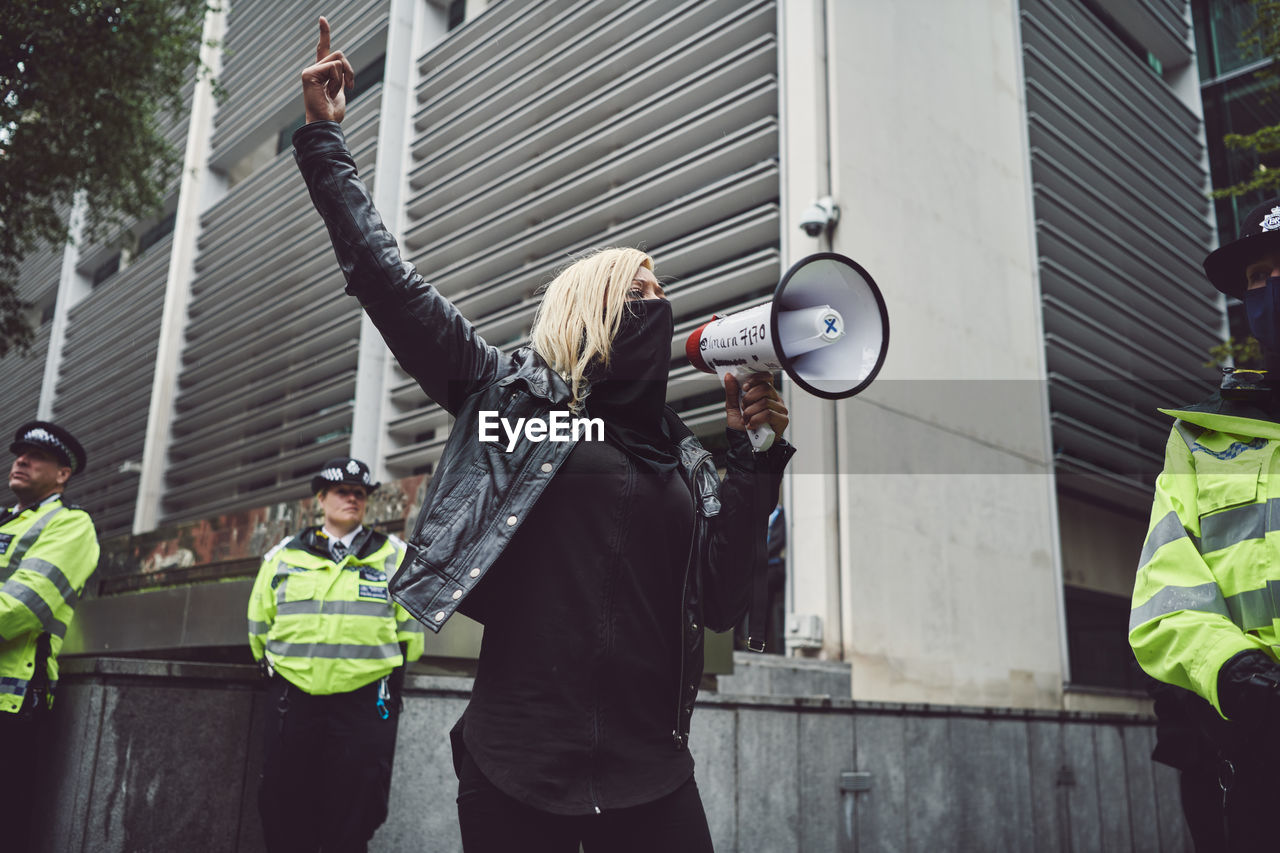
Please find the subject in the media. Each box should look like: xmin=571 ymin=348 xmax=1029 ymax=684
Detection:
xmin=138 ymin=211 xmax=176 ymax=254
xmin=448 ymin=0 xmax=466 ymax=30
xmin=1078 ymin=0 xmax=1165 ymax=78
xmin=1201 ymin=74 xmax=1280 ymax=242
xmin=1193 ymin=0 xmax=1263 ymax=80
xmin=1065 ymin=586 xmax=1147 ymax=691
xmin=92 ymin=254 xmax=121 ymax=287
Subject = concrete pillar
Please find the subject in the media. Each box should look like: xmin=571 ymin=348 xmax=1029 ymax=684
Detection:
xmin=132 ymin=4 xmax=229 ymax=532
xmin=820 ymin=0 xmax=1064 ymax=708
xmin=37 ymin=197 xmax=89 ymax=420
xmin=777 ymin=0 xmax=847 ymax=660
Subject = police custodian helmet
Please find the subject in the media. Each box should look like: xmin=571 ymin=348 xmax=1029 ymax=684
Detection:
xmin=9 ymin=421 xmax=87 ymax=475
xmin=310 ymin=457 xmax=379 ymax=496
xmin=1205 ymin=196 xmax=1280 ymax=299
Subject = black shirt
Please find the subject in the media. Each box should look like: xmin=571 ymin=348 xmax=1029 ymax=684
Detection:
xmin=459 ymin=434 xmax=696 ymax=814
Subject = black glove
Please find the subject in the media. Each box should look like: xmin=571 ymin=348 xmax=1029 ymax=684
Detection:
xmin=1217 ymin=650 xmax=1280 ymax=730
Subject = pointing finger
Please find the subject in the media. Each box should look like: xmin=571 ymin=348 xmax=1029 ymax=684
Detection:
xmin=316 ymin=16 xmax=331 ymax=64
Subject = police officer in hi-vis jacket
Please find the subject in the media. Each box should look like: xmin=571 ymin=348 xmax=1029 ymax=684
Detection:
xmin=248 ymin=456 xmax=424 ymax=852
xmin=0 ymin=420 xmax=98 ymax=849
xmin=1131 ymin=196 xmax=1280 ymax=849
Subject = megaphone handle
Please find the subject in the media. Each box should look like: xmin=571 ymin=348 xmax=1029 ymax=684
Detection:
xmin=720 ymin=367 xmax=777 ymax=453
xmin=748 ymin=423 xmax=776 ymax=453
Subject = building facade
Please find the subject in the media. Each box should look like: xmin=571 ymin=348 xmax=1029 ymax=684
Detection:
xmin=7 ymin=0 xmax=1223 ymax=707
xmin=6 ymin=0 xmax=1229 ymax=848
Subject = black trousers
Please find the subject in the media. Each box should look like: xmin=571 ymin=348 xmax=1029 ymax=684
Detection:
xmin=455 ymin=752 xmax=715 ymax=853
xmin=0 ymin=703 xmax=50 ymax=853
xmin=1218 ymin=755 xmax=1280 ymax=851
xmin=258 ymin=678 xmax=401 ymax=853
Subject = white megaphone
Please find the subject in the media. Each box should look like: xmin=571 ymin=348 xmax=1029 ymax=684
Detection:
xmin=685 ymin=252 xmax=889 ymax=452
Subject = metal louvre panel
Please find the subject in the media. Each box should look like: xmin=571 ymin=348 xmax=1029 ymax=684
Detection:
xmin=74 ymin=75 xmax=196 ymax=276
xmin=0 ymin=244 xmax=61 ymax=458
xmin=1025 ymin=103 xmax=1204 ymax=240
xmin=51 ymin=238 xmax=171 ymax=538
xmin=1024 ymin=0 xmax=1200 ymax=163
xmin=390 ymin=0 xmax=780 ymax=475
xmin=14 ymin=240 xmax=63 ymax=304
xmin=1020 ymin=0 xmax=1215 ymax=496
xmin=161 ymin=89 xmax=385 ymax=523
xmin=209 ymin=0 xmax=389 ymax=161
xmin=0 ymin=246 xmax=58 ymax=447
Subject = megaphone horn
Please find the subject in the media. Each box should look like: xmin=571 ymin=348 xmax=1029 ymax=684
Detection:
xmin=685 ymin=252 xmax=890 ymax=452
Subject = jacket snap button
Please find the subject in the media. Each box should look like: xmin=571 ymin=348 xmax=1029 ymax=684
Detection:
xmin=506 ymin=515 xmax=518 ymax=526
xmin=434 ymin=611 xmax=445 ymax=622
xmin=541 ymin=462 xmax=553 ymax=473
xmin=690 ymin=622 xmax=698 ymax=632
xmin=469 ymin=568 xmax=480 ymax=578
xmin=451 ymin=590 xmax=462 ymax=600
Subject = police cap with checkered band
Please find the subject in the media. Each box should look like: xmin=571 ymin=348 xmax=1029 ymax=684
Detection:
xmin=9 ymin=421 xmax=87 ymax=475
xmin=1205 ymin=197 xmax=1280 ymax=299
xmin=310 ymin=457 xmax=379 ymax=496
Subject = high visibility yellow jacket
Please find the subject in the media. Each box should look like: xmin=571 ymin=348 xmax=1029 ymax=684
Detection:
xmin=1130 ymin=395 xmax=1280 ymax=716
xmin=247 ymin=526 xmax=425 ymax=695
xmin=0 ymin=495 xmax=99 ymax=714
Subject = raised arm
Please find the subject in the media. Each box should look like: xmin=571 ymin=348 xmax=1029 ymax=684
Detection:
xmin=294 ymin=18 xmax=505 ymax=413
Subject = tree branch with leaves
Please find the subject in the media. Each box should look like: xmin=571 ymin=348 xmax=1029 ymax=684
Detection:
xmin=0 ymin=1 xmax=215 ymax=357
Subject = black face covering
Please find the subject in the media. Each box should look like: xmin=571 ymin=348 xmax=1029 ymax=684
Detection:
xmin=585 ymin=299 xmax=679 ymax=473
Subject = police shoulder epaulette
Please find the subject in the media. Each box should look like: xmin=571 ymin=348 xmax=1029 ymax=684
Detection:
xmin=53 ymin=495 xmax=87 ymax=512
xmin=263 ymin=534 xmax=294 ymax=562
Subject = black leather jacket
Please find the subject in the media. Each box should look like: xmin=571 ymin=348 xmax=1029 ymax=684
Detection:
xmin=294 ymin=120 xmax=794 ymax=747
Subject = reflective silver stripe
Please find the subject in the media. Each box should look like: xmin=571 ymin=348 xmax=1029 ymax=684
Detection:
xmin=1200 ymin=500 xmax=1275 ymax=554
xmin=383 ymin=551 xmax=398 ymax=574
xmin=1138 ymin=511 xmax=1194 ymax=569
xmin=15 ymin=557 xmax=79 ymax=610
xmin=397 ymin=619 xmax=424 ymax=634
xmin=275 ymin=565 xmax=308 ymax=604
xmin=0 ymin=578 xmax=68 ymax=637
xmin=276 ymin=600 xmax=391 ymax=618
xmin=247 ymin=620 xmax=271 ymax=635
xmin=265 ymin=640 xmax=400 ymax=660
xmin=7 ymin=505 xmax=64 ymax=566
xmin=1224 ymin=581 xmax=1280 ymax=631
xmin=1129 ymin=582 xmax=1230 ymax=633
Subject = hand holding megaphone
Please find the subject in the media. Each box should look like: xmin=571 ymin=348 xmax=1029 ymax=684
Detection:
xmin=723 ymin=372 xmax=789 ymax=446
xmin=685 ymin=252 xmax=889 ymax=451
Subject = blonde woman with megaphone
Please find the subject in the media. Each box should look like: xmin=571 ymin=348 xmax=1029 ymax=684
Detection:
xmin=292 ymin=17 xmax=794 ymax=852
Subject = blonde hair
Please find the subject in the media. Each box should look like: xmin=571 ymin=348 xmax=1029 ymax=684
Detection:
xmin=529 ymin=247 xmax=654 ymax=413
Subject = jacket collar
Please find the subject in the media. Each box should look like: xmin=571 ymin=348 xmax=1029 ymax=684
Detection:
xmin=292 ymin=525 xmax=383 ymax=561
xmin=497 ymin=347 xmax=573 ymax=405
xmin=1161 ymin=391 xmax=1280 ymax=441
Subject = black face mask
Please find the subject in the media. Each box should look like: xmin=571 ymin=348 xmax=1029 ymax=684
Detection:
xmin=586 ymin=299 xmax=678 ymax=472
xmin=1246 ymin=276 xmax=1280 ymax=355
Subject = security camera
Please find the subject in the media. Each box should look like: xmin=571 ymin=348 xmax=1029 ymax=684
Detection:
xmin=798 ymin=196 xmax=840 ymax=238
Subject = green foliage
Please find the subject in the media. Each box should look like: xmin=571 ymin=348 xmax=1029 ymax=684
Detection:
xmin=1206 ymin=335 xmax=1263 ymax=368
xmin=0 ymin=1 xmax=213 ymax=357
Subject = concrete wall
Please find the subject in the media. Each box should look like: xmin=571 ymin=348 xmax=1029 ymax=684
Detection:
xmin=34 ymin=656 xmax=1188 ymax=852
xmin=780 ymin=0 xmax=1067 ymax=708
